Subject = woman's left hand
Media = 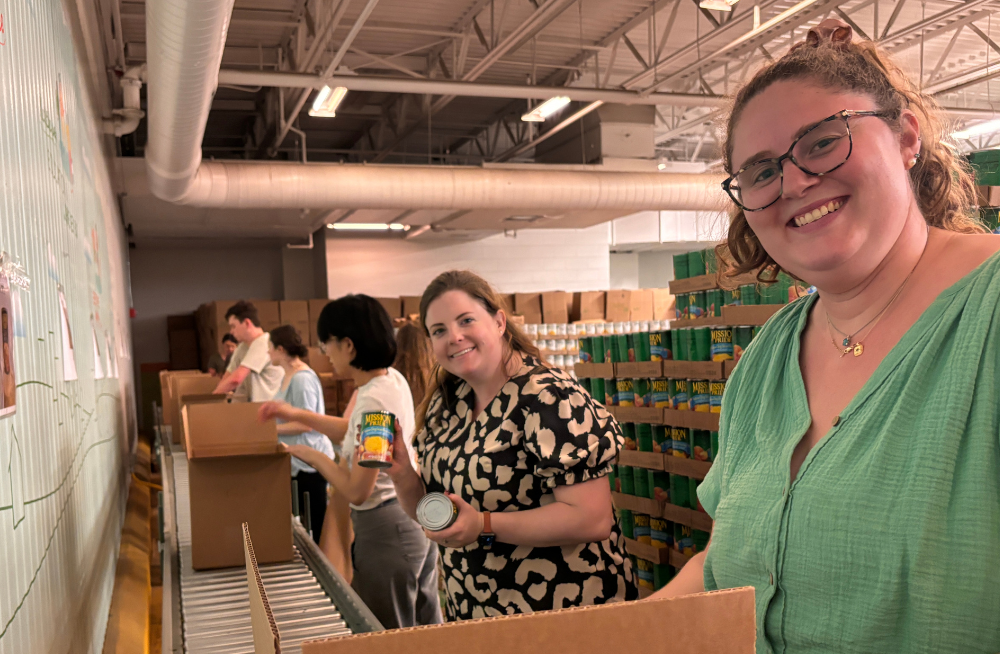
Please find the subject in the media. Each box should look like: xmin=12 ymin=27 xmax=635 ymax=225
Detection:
xmin=423 ymin=493 xmax=484 ymax=549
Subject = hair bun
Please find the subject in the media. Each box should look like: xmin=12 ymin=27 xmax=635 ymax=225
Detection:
xmin=790 ymin=18 xmax=853 ymax=52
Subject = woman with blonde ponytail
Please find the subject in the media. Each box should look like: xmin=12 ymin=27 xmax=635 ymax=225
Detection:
xmin=387 ymin=270 xmax=635 ymax=620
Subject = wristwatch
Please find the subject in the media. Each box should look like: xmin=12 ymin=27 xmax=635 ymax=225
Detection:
xmin=478 ymin=511 xmax=496 ymax=551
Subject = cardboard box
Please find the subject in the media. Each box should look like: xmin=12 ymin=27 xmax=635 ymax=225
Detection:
xmin=977 ymin=185 xmax=1000 ymax=207
xmin=308 ymin=299 xmax=329 ymax=346
xmin=541 ymin=291 xmax=569 ymax=324
xmin=514 ymin=293 xmax=542 ymax=324
xmin=176 ymin=393 xmax=227 ymax=448
xmin=278 ymin=301 xmax=311 ymax=341
xmin=307 ymin=347 xmax=333 ymax=374
xmin=498 ymin=293 xmax=515 ymax=314
xmin=244 ymin=524 xmax=280 ymax=654
xmin=401 ymin=296 xmax=422 ymax=319
xmin=255 ymin=301 xmax=281 ymax=332
xmin=571 ymin=291 xmax=606 ymax=322
xmin=301 ymin=587 xmax=755 ymax=654
xmin=159 ymin=370 xmax=202 ymax=431
xmin=184 ymin=402 xmax=292 ymax=570
xmin=171 ymin=374 xmax=221 ymax=443
xmin=375 ymin=297 xmax=403 ymax=320
xmin=651 ymin=288 xmax=674 ymax=321
xmin=605 ymin=290 xmax=630 ymax=323
xmin=629 ymin=289 xmax=654 ymax=321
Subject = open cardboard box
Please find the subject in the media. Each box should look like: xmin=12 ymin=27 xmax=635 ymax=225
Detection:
xmin=244 ymin=523 xmax=281 ymax=654
xmin=169 ymin=373 xmax=220 ymax=443
xmin=300 ymin=587 xmax=755 ymax=653
xmin=184 ymin=402 xmax=292 ymax=570
xmin=159 ymin=370 xmax=202 ymax=431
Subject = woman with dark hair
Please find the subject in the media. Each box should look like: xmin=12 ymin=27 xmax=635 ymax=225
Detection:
xmin=259 ymin=295 xmax=441 ymax=629
xmin=392 ymin=321 xmax=434 ymax=410
xmin=387 ymin=270 xmax=635 ymax=621
xmin=267 ymin=324 xmax=333 ymax=545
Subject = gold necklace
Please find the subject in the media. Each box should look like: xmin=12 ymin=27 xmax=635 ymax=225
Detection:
xmin=825 ymin=232 xmax=929 ymax=359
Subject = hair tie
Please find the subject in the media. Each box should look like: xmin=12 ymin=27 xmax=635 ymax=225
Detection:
xmin=789 ymin=18 xmax=853 ymax=52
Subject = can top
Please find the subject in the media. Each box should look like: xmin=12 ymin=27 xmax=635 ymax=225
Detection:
xmin=416 ymin=493 xmax=457 ymax=531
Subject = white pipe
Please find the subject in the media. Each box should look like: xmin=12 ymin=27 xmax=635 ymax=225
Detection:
xmin=104 ymin=65 xmax=146 ymax=136
xmin=216 ymin=69 xmax=727 ymax=108
xmin=145 ymin=0 xmax=236 ymax=201
xmin=171 ymin=161 xmax=727 ymax=212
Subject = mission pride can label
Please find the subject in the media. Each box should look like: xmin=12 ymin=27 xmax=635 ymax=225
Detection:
xmin=358 ymin=411 xmax=395 ymax=468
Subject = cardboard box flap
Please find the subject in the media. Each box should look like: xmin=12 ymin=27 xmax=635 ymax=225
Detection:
xmin=184 ymin=402 xmax=279 ymax=459
xmin=244 ymin=523 xmax=281 ymax=654
xmin=302 ymin=587 xmax=755 ymax=653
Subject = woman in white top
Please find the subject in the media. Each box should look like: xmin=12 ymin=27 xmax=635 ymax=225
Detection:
xmin=259 ymin=295 xmax=442 ymax=630
xmin=267 ymin=324 xmax=335 ymax=545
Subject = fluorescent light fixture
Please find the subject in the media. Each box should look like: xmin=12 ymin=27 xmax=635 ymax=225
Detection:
xmin=952 ymin=119 xmax=1000 ymax=141
xmin=657 ymin=163 xmax=667 ymax=170
xmin=699 ymin=0 xmax=738 ymax=10
xmin=521 ymin=96 xmax=571 ymax=122
xmin=309 ymin=85 xmax=348 ymax=117
xmin=327 ymin=223 xmax=410 ymax=231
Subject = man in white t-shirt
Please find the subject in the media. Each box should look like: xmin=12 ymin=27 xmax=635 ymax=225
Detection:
xmin=213 ymin=300 xmax=284 ymax=401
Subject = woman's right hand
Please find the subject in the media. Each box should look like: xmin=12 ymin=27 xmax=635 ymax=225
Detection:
xmin=387 ymin=421 xmax=416 ymax=480
xmin=258 ymin=400 xmax=295 ymax=423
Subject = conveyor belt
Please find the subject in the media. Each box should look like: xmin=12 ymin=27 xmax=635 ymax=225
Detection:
xmin=158 ymin=426 xmax=382 ymax=654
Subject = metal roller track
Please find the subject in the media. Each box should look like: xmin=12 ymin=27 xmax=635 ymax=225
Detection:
xmin=160 ymin=433 xmax=382 ymax=654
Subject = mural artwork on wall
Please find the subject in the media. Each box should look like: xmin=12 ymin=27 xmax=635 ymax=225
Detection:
xmin=0 ymin=269 xmax=15 ymax=418
xmin=58 ymin=284 xmax=78 ymax=381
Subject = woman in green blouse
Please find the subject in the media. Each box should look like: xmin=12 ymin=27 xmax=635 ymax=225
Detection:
xmin=652 ymin=20 xmax=1000 ymax=654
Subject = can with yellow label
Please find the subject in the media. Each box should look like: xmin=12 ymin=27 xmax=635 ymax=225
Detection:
xmin=358 ymin=411 xmax=395 ymax=468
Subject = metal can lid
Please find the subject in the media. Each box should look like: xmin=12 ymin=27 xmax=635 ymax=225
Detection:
xmin=416 ymin=492 xmax=457 ymax=531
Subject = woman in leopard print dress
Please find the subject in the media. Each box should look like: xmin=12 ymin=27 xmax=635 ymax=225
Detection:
xmin=388 ymin=271 xmax=636 ymax=620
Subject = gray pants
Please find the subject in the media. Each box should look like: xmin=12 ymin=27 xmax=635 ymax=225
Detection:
xmin=350 ymin=499 xmax=442 ymax=629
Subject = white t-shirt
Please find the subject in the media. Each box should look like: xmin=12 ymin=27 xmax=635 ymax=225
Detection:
xmin=344 ymin=368 xmax=415 ymax=511
xmin=226 ymin=332 xmax=284 ymax=402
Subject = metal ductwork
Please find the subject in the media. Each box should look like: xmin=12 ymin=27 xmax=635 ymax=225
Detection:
xmin=144 ymin=0 xmax=727 ymax=212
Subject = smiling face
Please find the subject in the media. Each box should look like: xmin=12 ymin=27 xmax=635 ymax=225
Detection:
xmin=424 ymin=290 xmax=506 ymax=382
xmin=730 ymin=80 xmax=921 ymax=289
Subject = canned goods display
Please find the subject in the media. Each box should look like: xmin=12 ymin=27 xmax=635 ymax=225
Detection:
xmin=650 ymin=517 xmax=669 ymax=549
xmin=650 ymin=470 xmax=670 ymax=503
xmin=704 ymin=247 xmax=718 ymax=274
xmin=675 ymin=524 xmax=695 ymax=556
xmin=652 ymin=425 xmax=672 ymax=455
xmin=608 ymin=464 xmax=617 ymax=492
xmin=661 ymin=330 xmax=673 ymax=360
xmin=636 ymin=423 xmax=653 ymax=453
xmin=687 ymin=250 xmax=707 ymax=277
xmin=671 ymin=426 xmax=691 ymax=458
xmin=671 ymin=329 xmax=685 ymax=361
xmin=733 ymin=325 xmax=754 ymax=362
xmin=636 ymin=558 xmax=655 ymax=590
xmin=618 ymin=465 xmax=635 ymax=494
xmin=616 ymin=379 xmax=635 ymax=407
xmin=690 ymin=476 xmax=705 ymax=513
xmin=705 ymin=289 xmax=724 ymax=317
xmin=740 ymin=283 xmax=759 ymax=305
xmin=726 ymin=288 xmax=742 ymax=306
xmin=709 ymin=380 xmax=726 ymax=414
xmin=675 ymin=293 xmax=689 ymax=320
xmin=619 ymin=508 xmax=634 ymax=539
xmin=673 ymin=253 xmax=690 ymax=280
xmin=578 ymin=336 xmax=591 ymax=362
xmin=604 ymin=378 xmax=616 ymax=406
xmin=711 ymin=431 xmax=720 ymax=458
xmin=586 ymin=323 xmax=597 ymax=336
xmin=358 ymin=411 xmax=396 ymax=468
xmin=693 ymin=529 xmax=711 ymax=553
xmin=710 ymin=327 xmax=734 ymax=361
xmin=651 ymin=379 xmax=671 ymax=408
xmin=690 ymin=379 xmax=710 ymax=412
xmin=654 ymin=563 xmax=674 ymax=590
xmin=621 ymin=422 xmax=637 ymax=451
xmin=633 ymin=465 xmax=650 ymax=499
xmin=634 ymin=331 xmax=650 ymax=361
xmin=678 ymin=328 xmax=691 ymax=361
xmin=633 ymin=378 xmax=651 ymax=407
xmin=670 ymin=474 xmax=691 ymax=509
xmin=416 ymin=492 xmax=458 ymax=531
xmin=634 ymin=513 xmax=651 ymax=544
xmin=671 ymin=379 xmax=689 ymax=410
xmin=649 ymin=330 xmax=664 ymax=361
xmin=690 ymin=328 xmax=711 ymax=361
xmin=688 ymin=291 xmax=706 ymax=320
xmin=692 ymin=429 xmax=713 ymax=462
xmin=613 ymin=333 xmax=629 ymax=363
xmin=590 ymin=378 xmax=605 ymax=406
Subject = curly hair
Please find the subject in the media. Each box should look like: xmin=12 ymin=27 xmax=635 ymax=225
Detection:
xmin=718 ymin=35 xmax=983 ymax=284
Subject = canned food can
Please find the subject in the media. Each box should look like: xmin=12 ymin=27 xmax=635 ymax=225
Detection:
xmin=740 ymin=284 xmax=759 ymax=305
xmin=618 ymin=508 xmax=634 ymax=539
xmin=618 ymin=465 xmax=635 ymax=495
xmin=705 ymin=289 xmax=724 ymax=317
xmin=633 ymin=465 xmax=650 ymax=499
xmin=636 ymin=423 xmax=653 ymax=453
xmin=678 ymin=328 xmax=691 ymax=361
xmin=710 ymin=327 xmax=734 ymax=361
xmin=604 ymin=378 xmax=616 ymax=406
xmin=650 ymin=470 xmax=670 ymax=503
xmin=726 ymin=288 xmax=742 ymax=306
xmin=687 ymin=250 xmax=707 ymax=277
xmin=636 ymin=558 xmax=655 ymax=590
xmin=617 ymin=378 xmax=635 ymax=407
xmin=691 ymin=328 xmax=711 ymax=362
xmin=675 ymin=293 xmax=689 ymax=320
xmin=652 ymin=425 xmax=672 ymax=455
xmin=688 ymin=291 xmax=706 ymax=319
xmin=578 ymin=336 xmax=591 ymax=362
xmin=661 ymin=331 xmax=673 ymax=360
xmin=634 ymin=513 xmax=651 ymax=544
xmin=704 ymin=248 xmax=718 ymax=274
xmin=620 ymin=423 xmax=637 ymax=450
xmin=557 ymin=323 xmax=568 ymax=337
xmin=649 ymin=331 xmax=664 ymax=361
xmin=711 ymin=431 xmax=719 ymax=459
xmin=608 ymin=464 xmax=617 ymax=492
xmin=709 ymin=380 xmax=726 ymax=414
xmin=670 ymin=474 xmax=691 ymax=509
xmin=590 ymin=378 xmax=605 ymax=405
xmin=651 ymin=379 xmax=671 ymax=408
xmin=690 ymin=379 xmax=710 ymax=412
xmin=671 ymin=379 xmax=689 ymax=411
xmin=590 ymin=335 xmax=605 ymax=363
xmin=586 ymin=323 xmax=597 ymax=336
xmin=693 ymin=529 xmax=711 ymax=553
xmin=691 ymin=429 xmax=713 ymax=462
xmin=671 ymin=329 xmax=685 ymax=361
xmin=633 ymin=378 xmax=651 ymax=407
xmin=675 ymin=524 xmax=694 ymax=556
xmin=416 ymin=492 xmax=458 ymax=531
xmin=733 ymin=325 xmax=753 ymax=362
xmin=613 ymin=334 xmax=629 ymax=363
xmin=358 ymin=411 xmax=396 ymax=468
xmin=690 ymin=477 xmax=706 ymax=513
xmin=635 ymin=331 xmax=651 ymax=362
xmin=672 ymin=253 xmax=690 ymax=280
xmin=650 ymin=517 xmax=669 ymax=549
xmin=654 ymin=563 xmax=674 ymax=590
xmin=671 ymin=427 xmax=691 ymax=458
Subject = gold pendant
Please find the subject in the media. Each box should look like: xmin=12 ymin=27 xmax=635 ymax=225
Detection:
xmin=840 ymin=347 xmax=851 ymax=358
xmin=853 ymin=343 xmax=864 ymax=357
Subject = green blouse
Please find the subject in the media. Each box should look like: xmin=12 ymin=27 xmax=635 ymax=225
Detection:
xmin=699 ymin=252 xmax=1000 ymax=654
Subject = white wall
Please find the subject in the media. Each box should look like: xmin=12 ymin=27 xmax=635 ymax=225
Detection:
xmin=609 ymin=253 xmax=640 ymax=289
xmin=638 ymin=251 xmax=676 ymax=288
xmin=128 ymin=246 xmax=284 ymax=364
xmin=324 ymin=225 xmax=612 ymax=298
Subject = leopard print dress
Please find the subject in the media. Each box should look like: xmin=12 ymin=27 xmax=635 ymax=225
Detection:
xmin=415 ymin=357 xmax=637 ymax=620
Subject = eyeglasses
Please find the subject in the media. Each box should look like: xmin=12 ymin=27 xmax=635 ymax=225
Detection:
xmin=722 ymin=110 xmax=890 ymax=212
